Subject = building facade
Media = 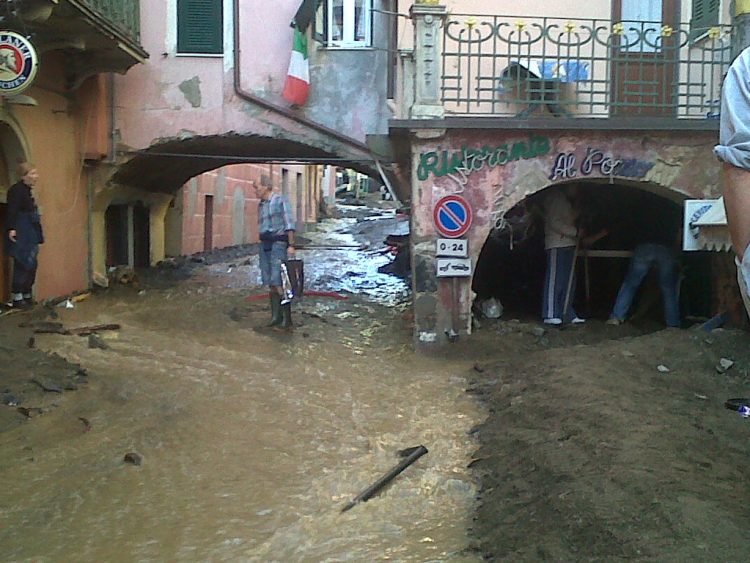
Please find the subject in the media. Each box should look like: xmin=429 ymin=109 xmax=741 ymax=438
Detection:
xmin=393 ymin=1 xmax=739 ymax=346
xmin=0 ymin=0 xmax=146 ymax=301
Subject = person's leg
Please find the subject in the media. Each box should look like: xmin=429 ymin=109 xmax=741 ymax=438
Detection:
xmin=654 ymin=249 xmax=680 ymax=327
xmin=611 ymin=250 xmax=651 ymax=322
xmin=269 ymin=242 xmax=292 ymax=330
xmin=11 ymin=259 xmax=28 ymax=306
xmin=259 ymin=244 xmax=279 ymax=325
xmin=555 ymin=246 xmax=579 ymax=323
xmin=542 ymin=248 xmax=561 ymax=323
xmin=22 ymin=263 xmax=37 ymax=304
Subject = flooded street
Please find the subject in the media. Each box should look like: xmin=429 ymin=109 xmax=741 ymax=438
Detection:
xmin=0 ymin=208 xmax=483 ymax=561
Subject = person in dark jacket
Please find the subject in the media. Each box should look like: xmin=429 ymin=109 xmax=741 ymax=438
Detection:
xmin=6 ymin=162 xmax=44 ymax=308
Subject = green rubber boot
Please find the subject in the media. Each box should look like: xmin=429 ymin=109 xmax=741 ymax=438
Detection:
xmin=268 ymin=292 xmax=282 ymax=327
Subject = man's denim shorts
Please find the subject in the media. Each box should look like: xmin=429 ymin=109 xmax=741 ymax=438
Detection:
xmin=260 ymin=241 xmax=288 ymax=287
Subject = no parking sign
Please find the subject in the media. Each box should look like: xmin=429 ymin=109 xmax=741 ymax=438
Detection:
xmin=433 ymin=195 xmax=472 ymax=238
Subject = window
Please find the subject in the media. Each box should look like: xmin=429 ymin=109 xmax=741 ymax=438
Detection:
xmin=315 ymin=0 xmax=372 ymax=48
xmin=177 ymin=0 xmax=223 ymax=54
xmin=620 ymin=0 xmax=662 ymax=53
xmin=690 ymin=0 xmax=720 ymax=37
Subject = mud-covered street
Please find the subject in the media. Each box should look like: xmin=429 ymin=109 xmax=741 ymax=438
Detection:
xmin=1 ymin=204 xmax=750 ymax=560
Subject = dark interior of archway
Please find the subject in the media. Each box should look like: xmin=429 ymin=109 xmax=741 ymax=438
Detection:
xmin=472 ymin=183 xmax=713 ymax=326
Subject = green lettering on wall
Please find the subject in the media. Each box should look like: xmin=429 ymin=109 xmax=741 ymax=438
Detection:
xmin=417 ymin=137 xmax=551 ymax=181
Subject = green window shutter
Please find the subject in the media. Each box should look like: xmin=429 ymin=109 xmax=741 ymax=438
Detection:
xmin=177 ymin=0 xmax=223 ymax=54
xmin=690 ymin=0 xmax=720 ymax=37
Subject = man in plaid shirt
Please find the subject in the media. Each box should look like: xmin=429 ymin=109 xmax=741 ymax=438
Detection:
xmin=256 ymin=183 xmax=296 ymax=330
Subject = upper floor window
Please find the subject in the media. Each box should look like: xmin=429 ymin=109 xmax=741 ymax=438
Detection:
xmin=690 ymin=0 xmax=720 ymax=38
xmin=620 ymin=0 xmax=663 ymax=53
xmin=315 ymin=0 xmax=372 ymax=48
xmin=177 ymin=0 xmax=223 ymax=54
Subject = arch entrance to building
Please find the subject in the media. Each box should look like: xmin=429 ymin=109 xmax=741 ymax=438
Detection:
xmin=0 ymin=118 xmax=29 ymax=302
xmin=472 ymin=181 xmax=715 ymax=328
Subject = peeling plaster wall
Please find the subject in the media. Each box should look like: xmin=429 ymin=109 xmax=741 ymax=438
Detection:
xmin=410 ymin=128 xmax=720 ymax=347
xmin=115 ymin=0 xmax=389 ymax=153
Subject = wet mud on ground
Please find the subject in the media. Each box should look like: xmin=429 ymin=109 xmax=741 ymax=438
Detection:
xmin=462 ymin=320 xmax=750 ymax=560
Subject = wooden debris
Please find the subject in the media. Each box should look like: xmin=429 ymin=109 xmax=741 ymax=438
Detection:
xmin=78 ymin=417 xmax=92 ymax=432
xmin=70 ymin=324 xmax=120 ymax=336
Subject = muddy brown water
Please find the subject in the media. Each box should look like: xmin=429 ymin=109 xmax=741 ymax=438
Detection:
xmin=0 ymin=212 xmax=483 ymax=561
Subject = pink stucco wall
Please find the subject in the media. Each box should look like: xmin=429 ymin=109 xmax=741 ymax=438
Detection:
xmin=179 ymin=162 xmax=312 ymax=256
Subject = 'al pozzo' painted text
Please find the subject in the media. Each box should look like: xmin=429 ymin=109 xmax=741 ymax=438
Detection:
xmin=417 ymin=137 xmax=551 ymax=181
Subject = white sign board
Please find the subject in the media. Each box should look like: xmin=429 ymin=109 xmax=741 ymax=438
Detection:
xmin=436 ymin=238 xmax=468 ymax=257
xmin=683 ymin=199 xmax=716 ymax=251
xmin=436 ymin=258 xmax=472 ymax=277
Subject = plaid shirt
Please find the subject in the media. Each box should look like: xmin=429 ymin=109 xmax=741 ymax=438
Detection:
xmin=259 ymin=192 xmax=295 ymax=236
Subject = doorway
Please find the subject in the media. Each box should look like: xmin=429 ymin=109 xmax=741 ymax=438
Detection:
xmin=611 ymin=0 xmax=680 ymax=116
xmin=0 ymin=202 xmax=8 ymax=302
xmin=204 ymin=194 xmax=214 ymax=251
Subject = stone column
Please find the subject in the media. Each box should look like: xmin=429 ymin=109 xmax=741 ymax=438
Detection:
xmin=735 ymin=0 xmax=750 ymax=55
xmin=409 ymin=2 xmax=446 ymax=120
xmin=149 ymin=194 xmax=173 ymax=266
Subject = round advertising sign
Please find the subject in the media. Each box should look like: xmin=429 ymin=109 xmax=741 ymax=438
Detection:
xmin=0 ymin=31 xmax=38 ymax=96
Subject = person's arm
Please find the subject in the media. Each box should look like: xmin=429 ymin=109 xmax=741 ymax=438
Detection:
xmin=716 ymin=48 xmax=750 ymax=260
xmin=721 ymin=163 xmax=750 ymax=260
xmin=6 ymin=184 xmax=20 ymax=243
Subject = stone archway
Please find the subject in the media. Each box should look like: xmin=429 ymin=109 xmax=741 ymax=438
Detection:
xmin=409 ymin=127 xmax=720 ymax=345
xmin=0 ymin=115 xmax=30 ymax=301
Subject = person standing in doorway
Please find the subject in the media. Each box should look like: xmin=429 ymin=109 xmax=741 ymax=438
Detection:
xmin=5 ymin=162 xmax=43 ymax=309
xmin=715 ymin=46 xmax=750 ymax=318
xmin=256 ymin=182 xmax=296 ymax=331
xmin=542 ymin=185 xmax=585 ymax=325
xmin=542 ymin=185 xmax=606 ymax=325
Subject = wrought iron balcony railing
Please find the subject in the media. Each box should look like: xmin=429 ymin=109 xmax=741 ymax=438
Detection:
xmin=82 ymin=0 xmax=141 ymax=42
xmin=441 ymin=14 xmax=733 ymax=119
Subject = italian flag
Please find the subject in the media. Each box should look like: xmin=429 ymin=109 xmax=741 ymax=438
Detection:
xmin=282 ymin=26 xmax=310 ymax=106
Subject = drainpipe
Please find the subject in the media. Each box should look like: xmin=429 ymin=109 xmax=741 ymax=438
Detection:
xmin=231 ymin=0 xmax=371 ymax=155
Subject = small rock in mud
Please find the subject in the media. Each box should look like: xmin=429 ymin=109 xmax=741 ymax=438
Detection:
xmin=2 ymin=393 xmax=21 ymax=406
xmin=31 ymin=377 xmax=63 ymax=393
xmin=657 ymin=364 xmax=670 ymax=373
xmin=716 ymin=358 xmax=734 ymax=374
xmin=17 ymin=406 xmax=43 ymax=418
xmin=88 ymin=334 xmax=109 ymax=350
xmin=123 ymin=452 xmax=143 ymax=466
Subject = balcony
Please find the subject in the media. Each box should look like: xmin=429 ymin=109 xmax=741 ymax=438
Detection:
xmin=401 ymin=9 xmax=733 ymax=126
xmin=80 ymin=0 xmax=142 ymax=43
xmin=12 ymin=0 xmax=148 ymax=89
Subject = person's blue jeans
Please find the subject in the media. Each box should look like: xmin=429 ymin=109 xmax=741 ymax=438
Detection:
xmin=259 ymin=241 xmax=288 ymax=287
xmin=611 ymin=244 xmax=680 ymax=327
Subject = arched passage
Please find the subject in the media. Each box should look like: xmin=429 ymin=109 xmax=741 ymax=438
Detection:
xmin=89 ymin=131 xmax=376 ymax=285
xmin=472 ymin=181 xmax=714 ymax=327
xmin=0 ymin=115 xmax=30 ymax=301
